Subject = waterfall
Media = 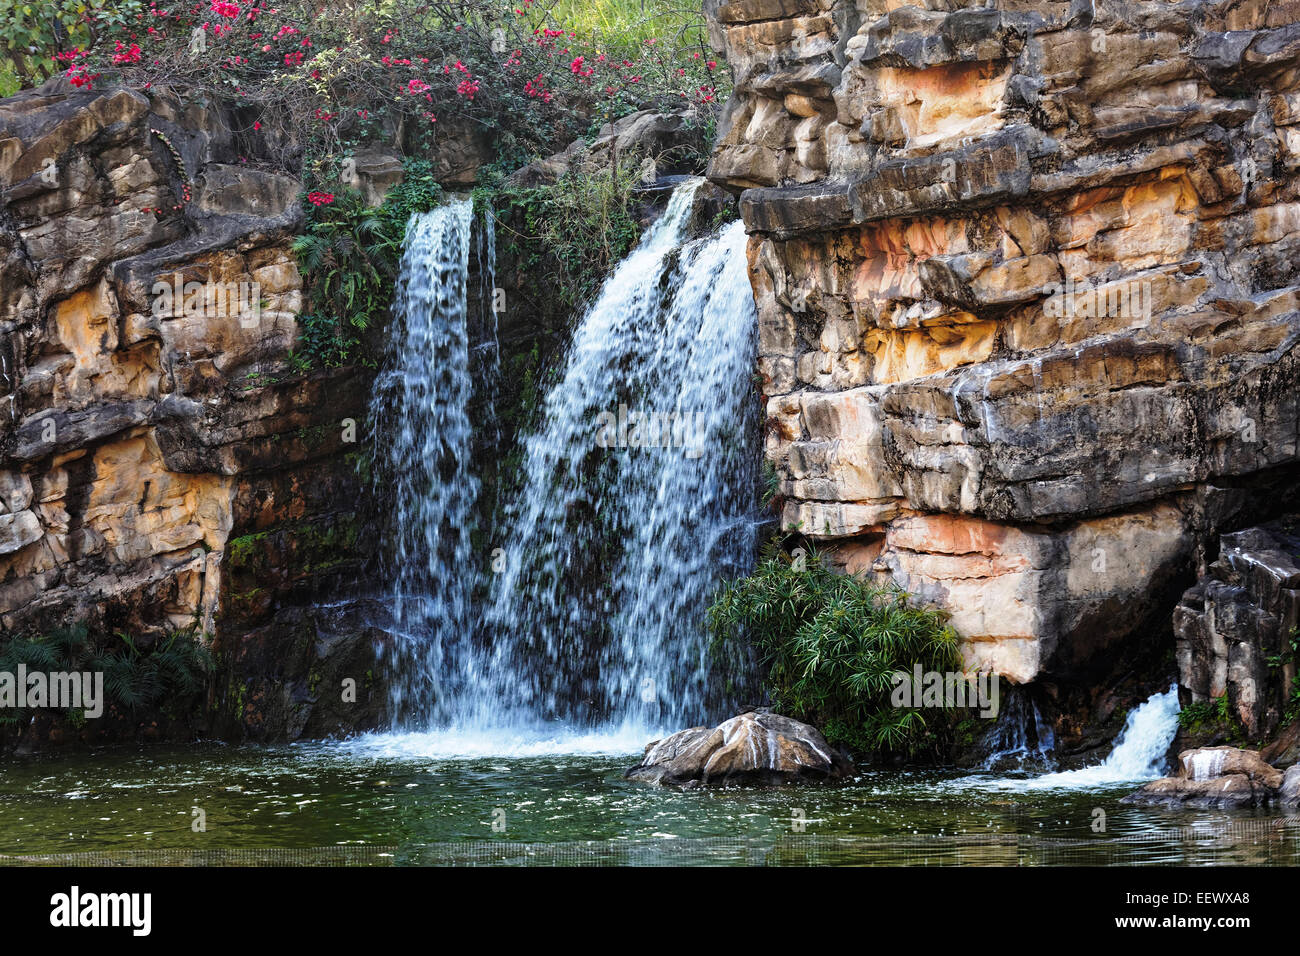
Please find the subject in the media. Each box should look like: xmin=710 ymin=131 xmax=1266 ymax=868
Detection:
xmin=364 ymin=180 xmax=759 ymax=751
xmin=1031 ymin=685 xmax=1180 ymax=785
xmin=953 ymin=685 xmax=1181 ymax=791
xmin=370 ymin=199 xmax=485 ymax=728
xmin=980 ymin=692 xmax=1056 ymax=771
xmin=466 ymin=180 xmax=758 ymax=737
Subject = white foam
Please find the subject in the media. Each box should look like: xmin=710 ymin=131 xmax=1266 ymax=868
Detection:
xmin=948 ymin=685 xmax=1181 ymax=792
xmin=298 ymin=725 xmax=658 ymax=760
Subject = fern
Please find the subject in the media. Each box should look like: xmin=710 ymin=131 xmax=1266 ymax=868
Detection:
xmin=0 ymin=625 xmax=211 ymax=725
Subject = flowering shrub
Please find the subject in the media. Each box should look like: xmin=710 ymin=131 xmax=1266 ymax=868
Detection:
xmin=2 ymin=1 xmax=731 ymax=372
xmin=3 ymin=0 xmax=727 ymax=175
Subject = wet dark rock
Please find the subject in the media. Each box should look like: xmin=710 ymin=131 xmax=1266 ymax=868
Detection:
xmin=1174 ymin=517 xmax=1300 ymax=742
xmin=1281 ymin=765 xmax=1300 ymax=807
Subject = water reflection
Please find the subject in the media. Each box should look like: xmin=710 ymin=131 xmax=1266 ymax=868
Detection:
xmin=0 ymin=746 xmax=1295 ymax=866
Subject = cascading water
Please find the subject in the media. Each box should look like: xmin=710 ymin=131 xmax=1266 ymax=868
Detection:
xmin=951 ymin=685 xmax=1181 ymax=791
xmin=370 ymin=199 xmax=484 ymax=728
xmin=980 ymin=692 xmax=1057 ymax=771
xmin=1025 ymin=685 xmax=1180 ymax=787
xmin=468 ymin=180 xmax=757 ymax=738
xmin=364 ymin=180 xmax=759 ymax=751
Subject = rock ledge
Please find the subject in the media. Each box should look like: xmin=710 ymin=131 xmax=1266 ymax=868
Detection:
xmin=1123 ymin=746 xmax=1290 ymax=808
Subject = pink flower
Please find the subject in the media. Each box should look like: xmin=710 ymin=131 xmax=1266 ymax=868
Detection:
xmin=307 ymin=191 xmax=335 ymax=206
xmin=210 ymin=1 xmax=240 ymax=18
xmin=407 ymin=78 xmax=430 ymax=93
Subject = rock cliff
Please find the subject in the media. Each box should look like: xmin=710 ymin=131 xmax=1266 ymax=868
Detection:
xmin=1174 ymin=516 xmax=1298 ymax=743
xmin=0 ymin=81 xmax=383 ymax=740
xmin=706 ymin=0 xmax=1300 ymax=734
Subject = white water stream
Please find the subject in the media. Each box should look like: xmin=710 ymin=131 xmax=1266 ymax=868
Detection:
xmin=951 ymin=685 xmax=1181 ymax=791
xmin=369 ymin=182 xmax=758 ymax=751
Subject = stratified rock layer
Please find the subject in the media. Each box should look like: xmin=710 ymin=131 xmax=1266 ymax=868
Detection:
xmin=0 ymin=80 xmax=382 ymax=739
xmin=625 ymin=711 xmax=853 ymax=786
xmin=706 ymin=0 xmax=1300 ymax=688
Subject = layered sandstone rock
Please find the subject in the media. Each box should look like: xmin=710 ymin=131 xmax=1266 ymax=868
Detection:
xmin=707 ymin=0 xmax=1300 ymax=696
xmin=0 ymin=79 xmax=382 ymax=739
xmin=625 ymin=710 xmax=853 ymax=786
xmin=1123 ymin=744 xmax=1286 ymax=807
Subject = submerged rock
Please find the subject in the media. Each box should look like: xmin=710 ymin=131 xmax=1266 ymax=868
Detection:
xmin=1122 ymin=746 xmax=1286 ymax=808
xmin=625 ymin=711 xmax=852 ymax=787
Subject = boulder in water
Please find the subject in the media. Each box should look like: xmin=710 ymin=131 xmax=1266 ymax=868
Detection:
xmin=1122 ymin=746 xmax=1285 ymax=808
xmin=625 ymin=711 xmax=852 ymax=787
xmin=1281 ymin=766 xmax=1300 ymax=808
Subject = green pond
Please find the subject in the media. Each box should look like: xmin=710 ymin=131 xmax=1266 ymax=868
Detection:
xmin=1 ymin=735 xmax=1296 ymax=866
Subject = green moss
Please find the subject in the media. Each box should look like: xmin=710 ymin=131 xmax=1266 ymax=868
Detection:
xmin=227 ymin=530 xmax=273 ymax=568
xmin=227 ymin=515 xmax=362 ymax=571
xmin=344 ymin=450 xmax=373 ymax=486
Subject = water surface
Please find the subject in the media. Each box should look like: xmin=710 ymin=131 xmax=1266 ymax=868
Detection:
xmin=1 ymin=742 xmax=1294 ymax=866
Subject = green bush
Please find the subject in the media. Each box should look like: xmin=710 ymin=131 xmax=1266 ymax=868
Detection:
xmin=0 ymin=62 xmax=18 ymax=98
xmin=706 ymin=542 xmax=963 ymax=757
xmin=290 ymin=158 xmax=445 ymax=370
xmin=0 ymin=624 xmax=211 ymax=724
xmin=487 ymin=155 xmax=643 ymax=313
xmin=1176 ymin=694 xmax=1240 ymax=742
xmin=0 ymin=0 xmax=143 ymax=88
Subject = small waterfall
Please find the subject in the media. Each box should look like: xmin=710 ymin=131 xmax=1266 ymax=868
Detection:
xmin=1185 ymin=748 xmax=1227 ymax=781
xmin=370 ymin=199 xmax=484 ymax=728
xmin=946 ymin=685 xmax=1180 ymax=792
xmin=464 ymin=180 xmax=759 ymax=736
xmin=1059 ymin=685 xmax=1181 ymax=783
xmin=980 ymin=692 xmax=1056 ymax=771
